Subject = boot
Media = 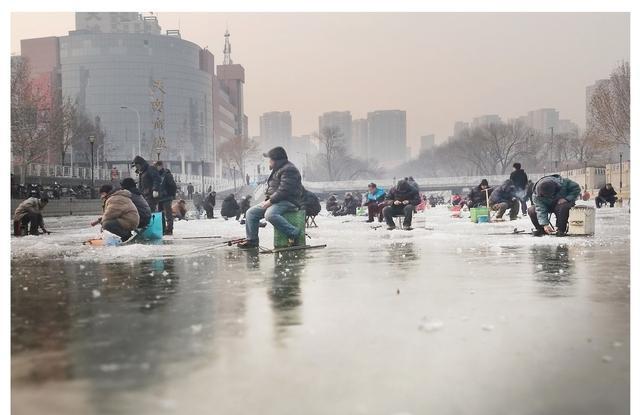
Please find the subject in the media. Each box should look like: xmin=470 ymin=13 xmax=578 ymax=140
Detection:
xmin=238 ymin=240 xmax=259 ymax=249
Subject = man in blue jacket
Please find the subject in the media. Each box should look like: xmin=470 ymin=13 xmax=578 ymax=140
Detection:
xmin=364 ymin=182 xmax=386 ymax=223
xmin=528 ymin=174 xmax=581 ymax=237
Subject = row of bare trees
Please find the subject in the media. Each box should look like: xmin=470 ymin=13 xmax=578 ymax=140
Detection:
xmin=394 ymin=61 xmax=629 ymax=179
xmin=11 ymin=58 xmax=105 ymax=182
xmin=305 ymin=126 xmax=385 ymax=181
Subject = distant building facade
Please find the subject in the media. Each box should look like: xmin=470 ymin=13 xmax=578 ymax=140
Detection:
xmin=16 ymin=12 xmax=247 ymax=177
xmin=259 ymin=111 xmax=292 ymax=152
xmin=351 ymin=118 xmax=369 ymax=159
xmin=471 ymin=114 xmax=501 ymax=128
xmin=420 ymin=134 xmax=435 ymax=153
xmin=366 ymin=110 xmax=407 ymax=165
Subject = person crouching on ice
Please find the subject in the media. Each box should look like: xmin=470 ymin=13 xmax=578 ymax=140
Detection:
xmin=528 ymin=174 xmax=581 ymax=237
xmin=13 ymin=196 xmax=49 ymax=236
xmin=90 ymin=184 xmax=140 ymax=242
xmin=238 ymin=146 xmax=304 ymax=249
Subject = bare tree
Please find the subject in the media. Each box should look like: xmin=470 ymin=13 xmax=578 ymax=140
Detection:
xmin=588 ymin=61 xmax=630 ymax=148
xmin=11 ymin=58 xmax=50 ymax=183
xmin=315 ymin=126 xmax=345 ymax=181
xmin=49 ymin=96 xmax=78 ymax=165
xmin=217 ymin=135 xmax=258 ymax=177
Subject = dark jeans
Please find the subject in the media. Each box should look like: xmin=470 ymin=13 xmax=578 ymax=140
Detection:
xmin=158 ymin=200 xmax=174 ymax=233
xmin=205 ymin=205 xmax=215 ymax=219
xmin=519 ymin=198 xmax=528 ymax=215
xmin=13 ymin=213 xmax=43 ymax=236
xmin=367 ymin=202 xmax=384 ymax=222
xmin=102 ymin=219 xmax=132 ymax=241
xmin=382 ymin=204 xmax=414 ymax=227
xmin=491 ymin=199 xmax=519 ymax=220
xmin=527 ymin=201 xmax=575 ymax=234
xmin=595 ymin=196 xmax=617 ymax=208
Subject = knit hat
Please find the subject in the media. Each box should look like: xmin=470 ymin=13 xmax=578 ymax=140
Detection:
xmin=536 ymin=178 xmax=559 ymax=198
xmin=131 ymin=155 xmax=146 ymax=166
xmin=263 ymin=146 xmax=288 ymax=161
xmin=120 ymin=177 xmax=137 ymax=190
xmin=99 ymin=184 xmax=113 ymax=194
xmin=480 ymin=179 xmax=489 ymax=187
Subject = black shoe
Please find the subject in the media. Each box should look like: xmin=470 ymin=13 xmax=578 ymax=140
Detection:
xmin=404 ymin=226 xmax=413 ymax=231
xmin=555 ymin=230 xmax=567 ymax=237
xmin=387 ymin=225 xmax=396 ymax=230
xmin=365 ymin=219 xmax=374 ymax=223
xmin=240 ymin=219 xmax=246 ymax=225
xmin=237 ymin=240 xmax=259 ymax=249
xmin=532 ymin=229 xmax=545 ymax=237
xmin=163 ymin=230 xmax=173 ymax=236
xmin=287 ymin=237 xmax=302 ymax=247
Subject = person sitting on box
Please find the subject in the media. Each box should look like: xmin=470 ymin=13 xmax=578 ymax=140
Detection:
xmin=238 ymin=147 xmax=304 ymax=249
xmin=595 ymin=183 xmax=618 ymax=208
xmin=528 ymin=174 xmax=581 ymax=237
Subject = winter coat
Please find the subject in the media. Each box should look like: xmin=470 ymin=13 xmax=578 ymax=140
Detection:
xmin=598 ymin=186 xmax=617 ymax=199
xmin=221 ymin=195 xmax=240 ymax=217
xmin=386 ymin=183 xmax=421 ymax=206
xmin=467 ymin=185 xmax=493 ymax=207
xmin=326 ymin=196 xmax=340 ymax=212
xmin=489 ymin=182 xmax=517 ymax=205
xmin=532 ymin=175 xmax=581 ymax=225
xmin=302 ymin=189 xmax=321 ymax=216
xmin=187 ymin=184 xmax=194 ymax=194
xmin=265 ymin=159 xmax=304 ymax=207
xmin=365 ymin=188 xmax=386 ymax=204
xmin=204 ymin=191 xmax=217 ymax=208
xmin=157 ymin=168 xmax=177 ymax=202
xmin=172 ymin=200 xmax=188 ymax=218
xmin=239 ymin=198 xmax=252 ymax=214
xmin=510 ymin=169 xmax=528 ymax=190
xmin=13 ymin=197 xmax=46 ymax=222
xmin=334 ymin=196 xmax=358 ymax=216
xmin=128 ymin=188 xmax=151 ymax=228
xmin=136 ymin=159 xmax=161 ymax=205
xmin=102 ymin=190 xmax=140 ymax=231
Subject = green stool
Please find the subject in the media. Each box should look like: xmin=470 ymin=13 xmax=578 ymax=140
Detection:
xmin=273 ymin=210 xmax=306 ymax=248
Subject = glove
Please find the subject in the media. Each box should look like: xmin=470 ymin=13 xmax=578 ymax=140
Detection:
xmin=153 ymin=191 xmax=159 ymax=198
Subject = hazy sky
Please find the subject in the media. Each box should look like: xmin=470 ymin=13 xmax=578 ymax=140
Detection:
xmin=11 ymin=12 xmax=629 ymax=155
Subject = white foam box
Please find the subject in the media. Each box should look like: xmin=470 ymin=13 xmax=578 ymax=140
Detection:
xmin=567 ymin=205 xmax=596 ymax=235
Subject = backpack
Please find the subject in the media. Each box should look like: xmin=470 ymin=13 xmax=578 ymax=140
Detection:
xmin=303 ymin=189 xmax=321 ymax=216
xmin=161 ymin=170 xmax=177 ymax=197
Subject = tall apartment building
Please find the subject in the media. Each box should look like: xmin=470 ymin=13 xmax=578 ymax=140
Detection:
xmin=319 ymin=111 xmax=352 ymax=153
xmin=366 ymin=110 xmax=407 ymax=165
xmin=420 ymin=134 xmax=435 ymax=153
xmin=259 ymin=111 xmax=292 ymax=152
xmin=351 ymin=118 xmax=369 ymax=159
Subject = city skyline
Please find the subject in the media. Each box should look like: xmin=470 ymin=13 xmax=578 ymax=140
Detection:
xmin=11 ymin=12 xmax=629 ymax=156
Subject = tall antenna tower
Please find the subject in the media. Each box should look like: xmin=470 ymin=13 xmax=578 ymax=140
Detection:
xmin=223 ymin=27 xmax=232 ymax=65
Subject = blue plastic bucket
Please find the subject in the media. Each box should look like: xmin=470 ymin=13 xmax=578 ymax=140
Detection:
xmin=139 ymin=212 xmax=163 ymax=240
xmin=477 ymin=215 xmax=489 ymax=224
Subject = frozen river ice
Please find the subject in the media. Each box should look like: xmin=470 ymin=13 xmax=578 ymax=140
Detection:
xmin=11 ymin=203 xmax=630 ymax=415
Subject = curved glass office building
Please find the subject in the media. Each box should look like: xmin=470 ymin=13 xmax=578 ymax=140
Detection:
xmin=59 ymin=30 xmax=213 ymax=173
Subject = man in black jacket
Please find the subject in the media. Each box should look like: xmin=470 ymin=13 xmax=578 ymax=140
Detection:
xmin=204 ymin=191 xmax=216 ymax=219
xmin=221 ymin=193 xmax=241 ymax=220
xmin=154 ymin=161 xmax=177 ymax=235
xmin=596 ymin=183 xmax=617 ymax=208
xmin=382 ymin=179 xmax=421 ymax=230
xmin=465 ymin=179 xmax=491 ymax=208
xmin=120 ymin=178 xmax=152 ymax=228
xmin=489 ymin=179 xmax=519 ymax=220
xmin=239 ymin=146 xmax=304 ymax=248
xmin=510 ymin=162 xmax=529 ymax=215
xmin=131 ymin=155 xmax=161 ymax=211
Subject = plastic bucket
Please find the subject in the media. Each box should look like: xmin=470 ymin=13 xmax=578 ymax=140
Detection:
xmin=477 ymin=215 xmax=489 ymax=224
xmin=139 ymin=212 xmax=163 ymax=240
xmin=470 ymin=207 xmax=490 ymax=223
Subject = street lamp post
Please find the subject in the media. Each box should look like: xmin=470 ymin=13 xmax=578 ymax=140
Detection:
xmin=120 ymin=106 xmax=141 ymax=156
xmin=619 ymin=153 xmax=623 ymax=204
xmin=201 ymin=159 xmax=205 ymax=194
xmin=88 ymin=135 xmax=96 ymax=198
xmin=232 ymin=166 xmax=237 ymax=192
